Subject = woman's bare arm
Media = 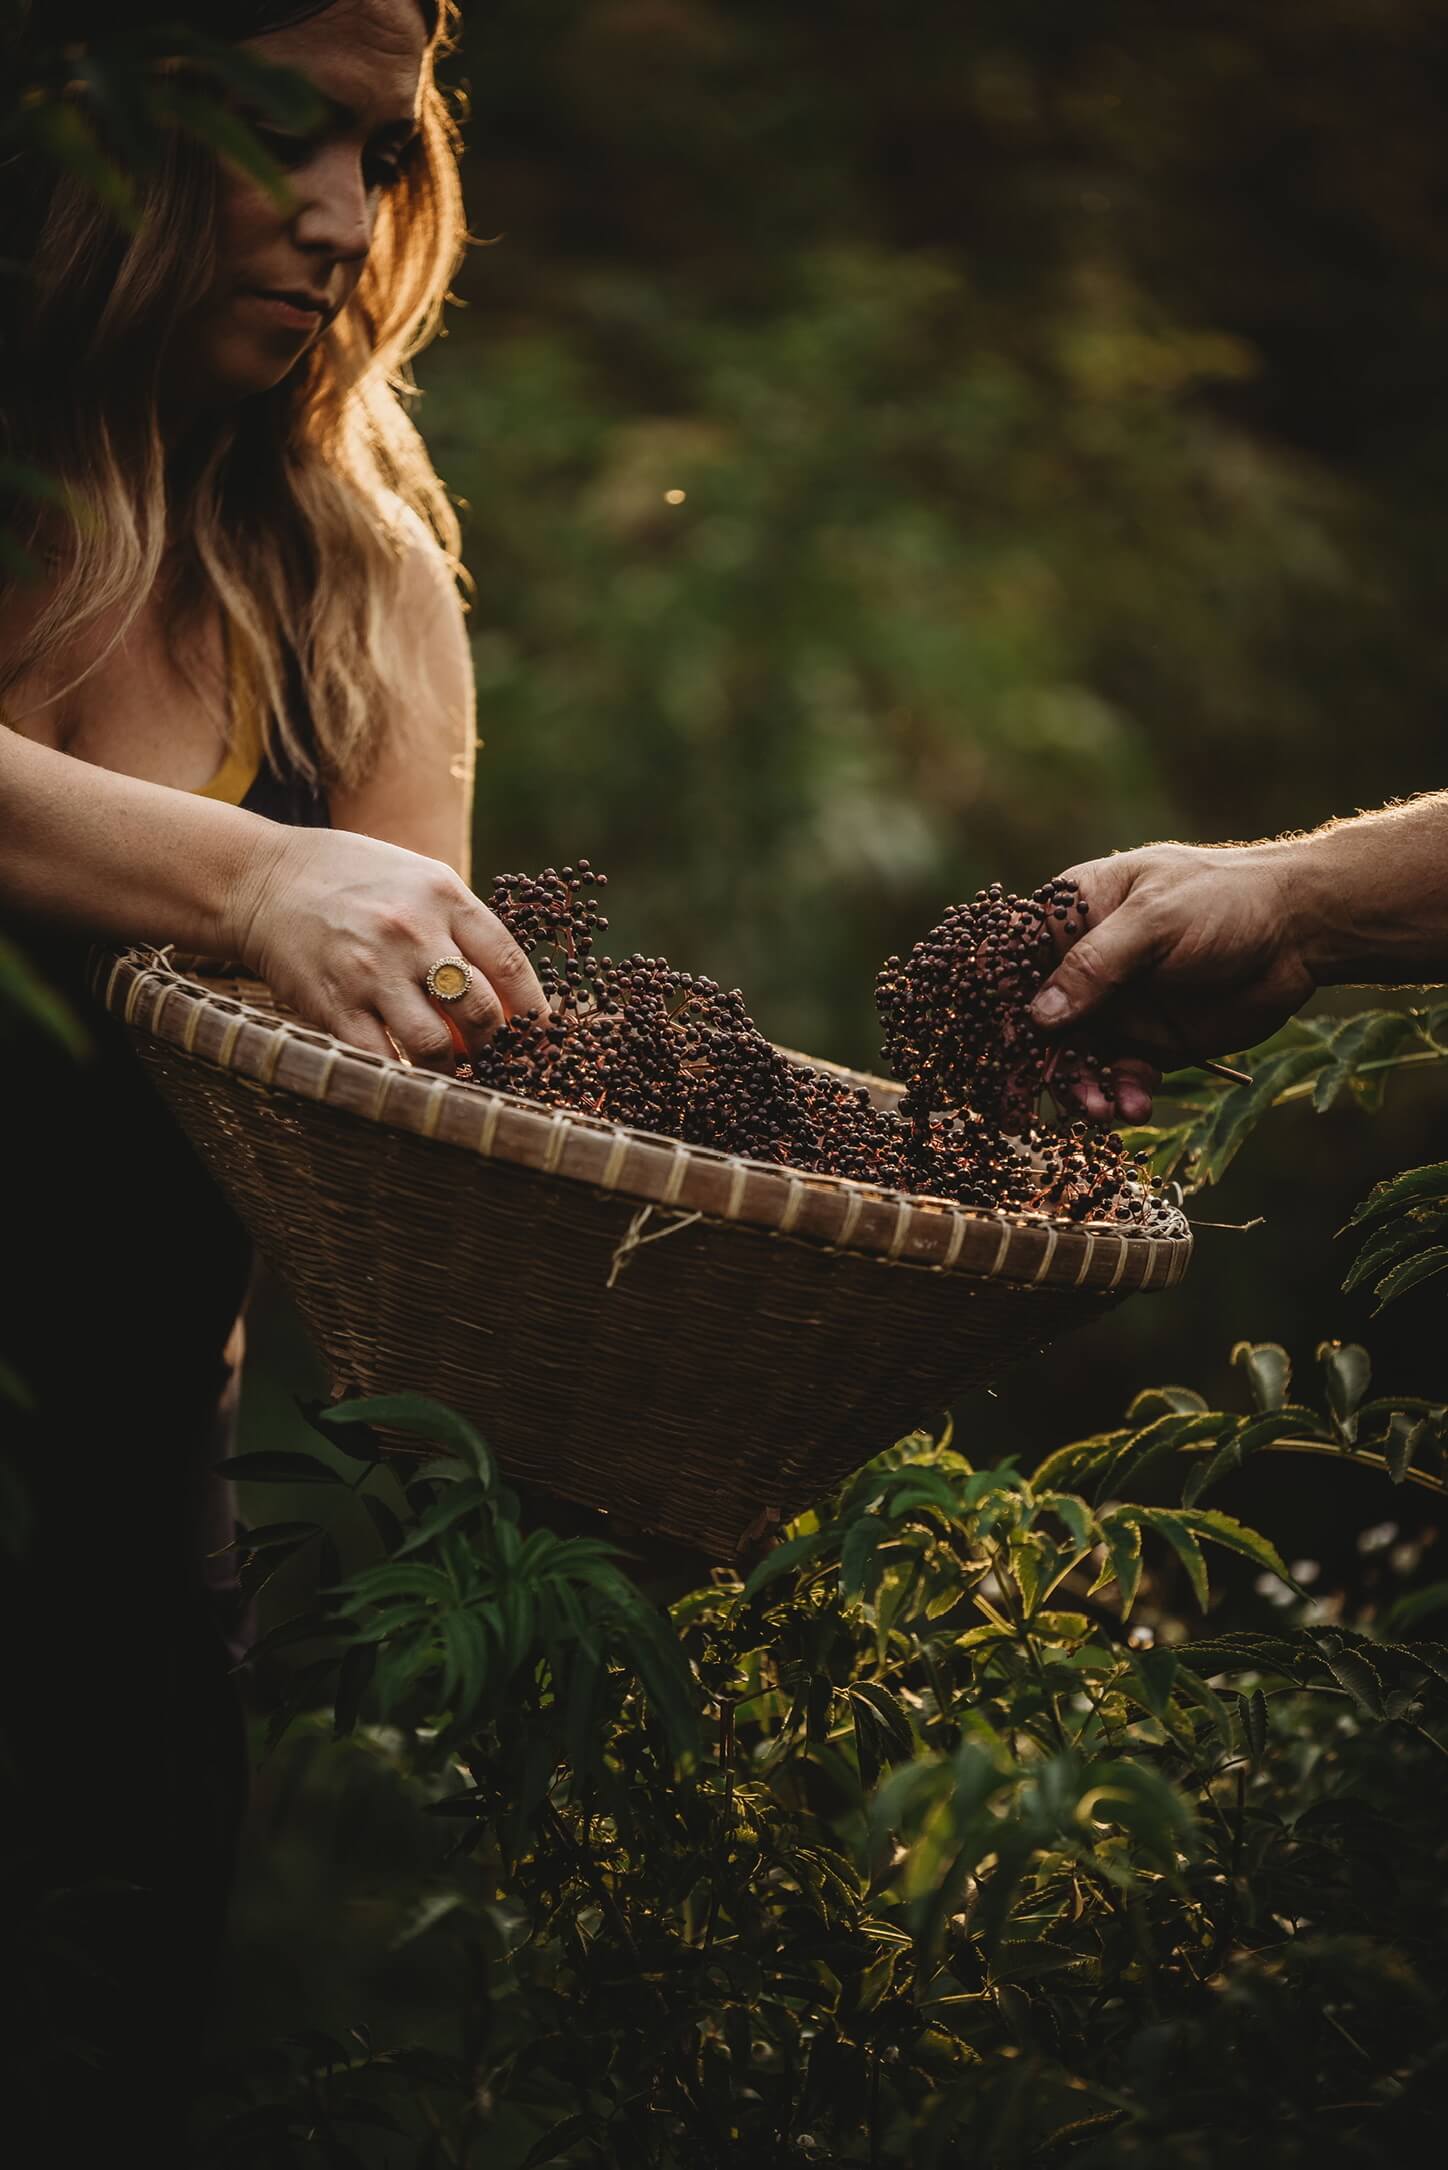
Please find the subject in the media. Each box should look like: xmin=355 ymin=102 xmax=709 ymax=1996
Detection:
xmin=0 ymin=725 xmax=544 ymax=1067
xmin=329 ymin=535 xmax=476 ymax=877
xmin=1028 ymin=791 xmax=1448 ymax=1117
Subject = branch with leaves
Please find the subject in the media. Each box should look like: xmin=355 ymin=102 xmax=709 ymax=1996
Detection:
xmin=1127 ymin=997 xmax=1448 ymax=1191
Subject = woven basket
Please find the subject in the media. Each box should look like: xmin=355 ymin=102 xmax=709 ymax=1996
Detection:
xmin=96 ymin=948 xmax=1192 ymax=1560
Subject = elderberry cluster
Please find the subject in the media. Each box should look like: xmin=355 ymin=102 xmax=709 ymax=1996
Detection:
xmin=458 ymin=865 xmax=1181 ymax=1234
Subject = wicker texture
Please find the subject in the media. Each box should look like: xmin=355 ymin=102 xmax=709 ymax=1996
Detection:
xmin=98 ymin=949 xmax=1192 ymax=1558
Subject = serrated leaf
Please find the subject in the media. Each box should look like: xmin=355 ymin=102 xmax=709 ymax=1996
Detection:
xmin=1177 ymin=1508 xmax=1294 ymax=1590
xmin=1315 ymin=1644 xmax=1385 ymax=1716
xmin=1189 ymin=1046 xmax=1325 ymax=1186
xmin=1311 ymin=1009 xmax=1420 ymax=1113
xmin=1128 ymin=1508 xmax=1209 ymax=1610
xmin=849 ymin=1681 xmax=917 ymax=1761
xmin=1035 ymin=1491 xmax=1095 ymax=1559
xmin=1344 ymin=1161 xmax=1448 ymax=1232
xmin=1341 ymin=1211 xmax=1448 ymax=1295
xmin=1382 ymin=1412 xmax=1429 ymax=1484
xmin=1318 ymin=1341 xmax=1372 ymax=1440
xmin=1242 ymin=1686 xmax=1268 ymax=1764
xmin=1093 ymin=1512 xmax=1143 ymax=1617
xmin=1373 ymin=1246 xmax=1448 ymax=1312
xmin=1091 ymin=1412 xmax=1231 ymax=1504
xmin=1034 ymin=1429 xmax=1130 ymax=1493
xmin=1231 ymin=1341 xmax=1292 ymax=1413
xmin=1124 ymin=1386 xmax=1209 ymax=1420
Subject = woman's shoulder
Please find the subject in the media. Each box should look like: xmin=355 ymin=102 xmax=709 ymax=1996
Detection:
xmin=381 ymin=499 xmax=470 ymax=663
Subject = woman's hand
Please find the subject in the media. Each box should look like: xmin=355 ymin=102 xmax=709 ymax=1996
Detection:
xmin=1029 ymin=841 xmax=1318 ymax=1121
xmin=232 ymin=824 xmax=547 ymax=1068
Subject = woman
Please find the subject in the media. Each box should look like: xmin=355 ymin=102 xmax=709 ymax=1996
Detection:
xmin=0 ymin=0 xmax=543 ymax=2144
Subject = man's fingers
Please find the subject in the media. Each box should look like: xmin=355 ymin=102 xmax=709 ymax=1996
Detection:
xmin=1105 ymin=1056 xmax=1160 ymax=1124
xmin=1031 ymin=900 xmax=1163 ymax=1033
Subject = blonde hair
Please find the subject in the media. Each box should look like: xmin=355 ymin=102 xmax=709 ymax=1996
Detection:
xmin=0 ymin=0 xmax=465 ymax=787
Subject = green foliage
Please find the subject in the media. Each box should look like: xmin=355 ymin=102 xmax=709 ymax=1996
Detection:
xmin=2 ymin=21 xmax=321 ymax=231
xmin=1038 ymin=1338 xmax=1446 ymax=1503
xmin=201 ymin=1380 xmax=1448 ymax=2166
xmin=1341 ymin=1161 xmax=1448 ymax=1314
xmin=1126 ymin=1001 xmax=1448 ymax=1191
xmin=0 ymin=927 xmax=86 ymax=1057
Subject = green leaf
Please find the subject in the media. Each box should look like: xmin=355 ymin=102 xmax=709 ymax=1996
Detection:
xmin=1035 ymin=1490 xmax=1095 ymax=1560
xmin=395 ymin=1480 xmax=489 ymax=1555
xmin=1182 ymin=1409 xmax=1326 ymax=1506
xmin=1373 ymin=1246 xmax=1448 ymax=1312
xmin=1124 ymin=1385 xmax=1209 ymax=1420
xmin=1033 ymin=1428 xmax=1131 ymax=1493
xmin=1177 ymin=1508 xmax=1295 ymax=1590
xmin=1341 ymin=1210 xmax=1448 ymax=1295
xmin=1128 ymin=1507 xmax=1209 ymax=1610
xmin=840 ymin=1512 xmax=891 ymax=1601
xmin=1189 ymin=1045 xmax=1326 ymax=1186
xmin=145 ymin=78 xmax=297 ymax=208
xmin=1315 ymin=1643 xmax=1385 ymax=1717
xmin=1091 ymin=1412 xmax=1231 ymax=1504
xmin=1317 ymin=1341 xmax=1372 ymax=1440
xmin=1077 ymin=1757 xmax=1196 ymax=1868
xmin=1344 ymin=1161 xmax=1448 ymax=1232
xmin=1241 ymin=1686 xmax=1268 ymax=1765
xmin=1231 ymin=1341 xmax=1292 ymax=1413
xmin=849 ymin=1680 xmax=917 ymax=1761
xmin=741 ymin=1528 xmax=827 ymax=1603
xmin=323 ymin=1395 xmax=494 ymax=1483
xmin=237 ymin=1519 xmax=323 ymax=1552
xmin=1311 ymin=1009 xmax=1420 ymax=1112
xmin=1382 ymin=1412 xmax=1429 ymax=1484
xmin=0 ymin=931 xmax=89 ymax=1056
xmin=1127 ymin=1647 xmax=1179 ymax=1719
xmin=1093 ymin=1511 xmax=1143 ymax=1617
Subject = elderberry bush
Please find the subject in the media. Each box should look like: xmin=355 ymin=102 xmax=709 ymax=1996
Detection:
xmin=461 ymin=864 xmax=1183 ymax=1232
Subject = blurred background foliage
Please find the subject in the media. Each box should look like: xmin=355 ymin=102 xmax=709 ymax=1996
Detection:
xmin=338 ymin=0 xmax=1448 ymax=1521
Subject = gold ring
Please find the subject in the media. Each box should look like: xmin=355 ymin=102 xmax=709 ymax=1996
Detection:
xmin=425 ymin=955 xmax=473 ymax=1003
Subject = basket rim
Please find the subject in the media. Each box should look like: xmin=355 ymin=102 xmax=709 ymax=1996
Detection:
xmin=95 ymin=945 xmax=1193 ymax=1297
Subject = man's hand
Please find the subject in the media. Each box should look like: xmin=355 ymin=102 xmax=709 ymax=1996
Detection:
xmin=1029 ymin=841 xmax=1318 ymax=1121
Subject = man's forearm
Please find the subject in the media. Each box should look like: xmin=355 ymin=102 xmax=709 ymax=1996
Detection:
xmin=1274 ymin=791 xmax=1448 ymax=988
xmin=0 ymin=728 xmax=282 ymax=954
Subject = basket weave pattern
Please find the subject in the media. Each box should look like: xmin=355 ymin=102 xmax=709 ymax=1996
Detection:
xmin=98 ymin=950 xmax=1191 ymax=1558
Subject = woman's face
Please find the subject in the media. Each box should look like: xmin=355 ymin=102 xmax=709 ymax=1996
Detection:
xmin=167 ymin=0 xmax=428 ymax=410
